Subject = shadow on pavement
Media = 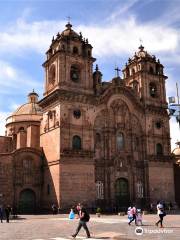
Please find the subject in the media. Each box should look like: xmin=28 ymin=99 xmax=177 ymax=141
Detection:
xmin=11 ymin=216 xmax=26 ymax=220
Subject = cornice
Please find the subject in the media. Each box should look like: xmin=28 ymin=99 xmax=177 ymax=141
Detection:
xmin=148 ymin=154 xmax=173 ymax=162
xmin=39 ymin=85 xmax=168 ymax=117
xmin=145 ymin=104 xmax=168 ymax=115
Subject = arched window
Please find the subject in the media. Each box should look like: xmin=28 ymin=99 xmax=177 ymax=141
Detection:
xmin=70 ymin=65 xmax=80 ymax=82
xmin=117 ymin=132 xmax=124 ymax=151
xmin=149 ymin=66 xmax=154 ymax=74
xmin=126 ymin=67 xmax=130 ymax=77
xmin=156 ymin=65 xmax=159 ymax=75
xmin=19 ymin=127 xmax=25 ymax=132
xmin=95 ymin=133 xmax=101 ymax=143
xmin=49 ymin=64 xmax=56 ymax=85
xmin=156 ymin=143 xmax=163 ymax=155
xmin=87 ymin=50 xmax=91 ymax=57
xmin=132 ymin=68 xmax=135 ymax=75
xmin=72 ymin=135 xmax=82 ymax=150
xmin=48 ymin=111 xmax=53 ymax=120
xmin=73 ymin=46 xmax=79 ymax=54
xmin=149 ymin=82 xmax=157 ymax=98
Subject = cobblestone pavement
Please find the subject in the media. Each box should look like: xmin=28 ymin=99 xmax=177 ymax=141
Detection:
xmin=0 ymin=214 xmax=180 ymax=240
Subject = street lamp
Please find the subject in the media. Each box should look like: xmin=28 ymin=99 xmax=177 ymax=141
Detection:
xmin=168 ymin=82 xmax=180 ymax=128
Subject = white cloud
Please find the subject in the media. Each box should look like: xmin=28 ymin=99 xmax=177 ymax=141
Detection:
xmin=0 ymin=14 xmax=178 ymax=59
xmin=0 ymin=111 xmax=9 ymax=136
xmin=170 ymin=118 xmax=180 ymax=150
xmin=78 ymin=18 xmax=178 ymax=58
xmin=0 ymin=19 xmax=65 ymax=55
xmin=0 ymin=60 xmax=41 ymax=93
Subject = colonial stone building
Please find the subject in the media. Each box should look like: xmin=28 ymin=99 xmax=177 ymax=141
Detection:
xmin=0 ymin=22 xmax=175 ymax=213
xmin=173 ymin=141 xmax=180 ymax=206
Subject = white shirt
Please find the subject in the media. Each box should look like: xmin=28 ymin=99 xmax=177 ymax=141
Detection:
xmin=157 ymin=203 xmax=163 ymax=214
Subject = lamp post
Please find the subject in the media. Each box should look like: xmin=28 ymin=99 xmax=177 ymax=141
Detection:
xmin=168 ymin=82 xmax=180 ymax=128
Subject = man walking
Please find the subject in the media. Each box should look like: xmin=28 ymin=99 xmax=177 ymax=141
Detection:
xmin=5 ymin=205 xmax=11 ymax=223
xmin=72 ymin=203 xmax=91 ymax=238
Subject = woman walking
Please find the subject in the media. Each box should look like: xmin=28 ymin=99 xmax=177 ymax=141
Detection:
xmin=155 ymin=201 xmax=166 ymax=228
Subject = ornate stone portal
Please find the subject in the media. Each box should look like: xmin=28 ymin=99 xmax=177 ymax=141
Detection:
xmin=0 ymin=22 xmax=175 ymax=212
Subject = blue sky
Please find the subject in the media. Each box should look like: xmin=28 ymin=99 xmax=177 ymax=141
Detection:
xmin=0 ymin=0 xmax=179 ymax=149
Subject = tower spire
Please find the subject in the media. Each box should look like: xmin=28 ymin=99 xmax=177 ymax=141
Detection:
xmin=66 ymin=16 xmax=72 ymax=29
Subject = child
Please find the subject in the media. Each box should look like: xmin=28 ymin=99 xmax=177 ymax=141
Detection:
xmin=127 ymin=207 xmax=133 ymax=224
xmin=136 ymin=209 xmax=143 ymax=226
xmin=69 ymin=208 xmax=75 ymax=220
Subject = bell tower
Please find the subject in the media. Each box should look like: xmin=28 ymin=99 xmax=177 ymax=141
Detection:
xmin=40 ymin=22 xmax=97 ymax=209
xmin=122 ymin=45 xmax=167 ymax=107
xmin=122 ymin=46 xmax=172 ymax=205
xmin=43 ymin=21 xmax=96 ymax=96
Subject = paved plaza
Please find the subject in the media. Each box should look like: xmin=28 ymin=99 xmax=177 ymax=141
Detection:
xmin=0 ymin=214 xmax=180 ymax=240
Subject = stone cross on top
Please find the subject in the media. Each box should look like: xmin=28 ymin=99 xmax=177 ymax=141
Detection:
xmin=67 ymin=16 xmax=71 ymax=23
xmin=139 ymin=38 xmax=143 ymax=44
xmin=115 ymin=66 xmax=121 ymax=77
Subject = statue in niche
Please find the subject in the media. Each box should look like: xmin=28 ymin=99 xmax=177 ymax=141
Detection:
xmin=94 ymin=133 xmax=102 ymax=159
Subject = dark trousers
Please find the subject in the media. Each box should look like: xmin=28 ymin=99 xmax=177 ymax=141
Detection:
xmin=6 ymin=214 xmax=9 ymax=223
xmin=156 ymin=214 xmax=164 ymax=227
xmin=129 ymin=214 xmax=137 ymax=225
xmin=0 ymin=214 xmax=3 ymax=223
xmin=73 ymin=220 xmax=90 ymax=237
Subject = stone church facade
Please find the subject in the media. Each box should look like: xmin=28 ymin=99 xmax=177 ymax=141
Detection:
xmin=0 ymin=22 xmax=175 ymax=212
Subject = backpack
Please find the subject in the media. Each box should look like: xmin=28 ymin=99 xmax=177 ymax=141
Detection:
xmin=82 ymin=209 xmax=90 ymax=222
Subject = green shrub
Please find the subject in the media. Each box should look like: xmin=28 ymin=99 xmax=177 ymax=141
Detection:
xmin=96 ymin=207 xmax=102 ymax=213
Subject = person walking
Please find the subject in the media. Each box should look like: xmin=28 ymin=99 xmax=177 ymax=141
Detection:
xmin=128 ymin=205 xmax=137 ymax=225
xmin=72 ymin=203 xmax=91 ymax=238
xmin=52 ymin=204 xmax=57 ymax=215
xmin=69 ymin=208 xmax=75 ymax=220
xmin=5 ymin=205 xmax=11 ymax=223
xmin=136 ymin=209 xmax=143 ymax=226
xmin=155 ymin=201 xmax=166 ymax=228
xmin=0 ymin=206 xmax=3 ymax=223
xmin=127 ymin=207 xmax=133 ymax=224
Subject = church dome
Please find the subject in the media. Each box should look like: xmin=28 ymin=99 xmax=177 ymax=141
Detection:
xmin=13 ymin=90 xmax=42 ymax=116
xmin=13 ymin=102 xmax=42 ymax=115
xmin=172 ymin=142 xmax=180 ymax=156
xmin=60 ymin=22 xmax=80 ymax=39
xmin=6 ymin=90 xmax=42 ymax=125
xmin=131 ymin=45 xmax=155 ymax=61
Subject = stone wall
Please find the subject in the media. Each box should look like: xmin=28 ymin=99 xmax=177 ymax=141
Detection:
xmin=0 ymin=154 xmax=14 ymax=206
xmin=0 ymin=136 xmax=12 ymax=153
xmin=60 ymin=162 xmax=95 ymax=208
xmin=148 ymin=162 xmax=175 ymax=203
